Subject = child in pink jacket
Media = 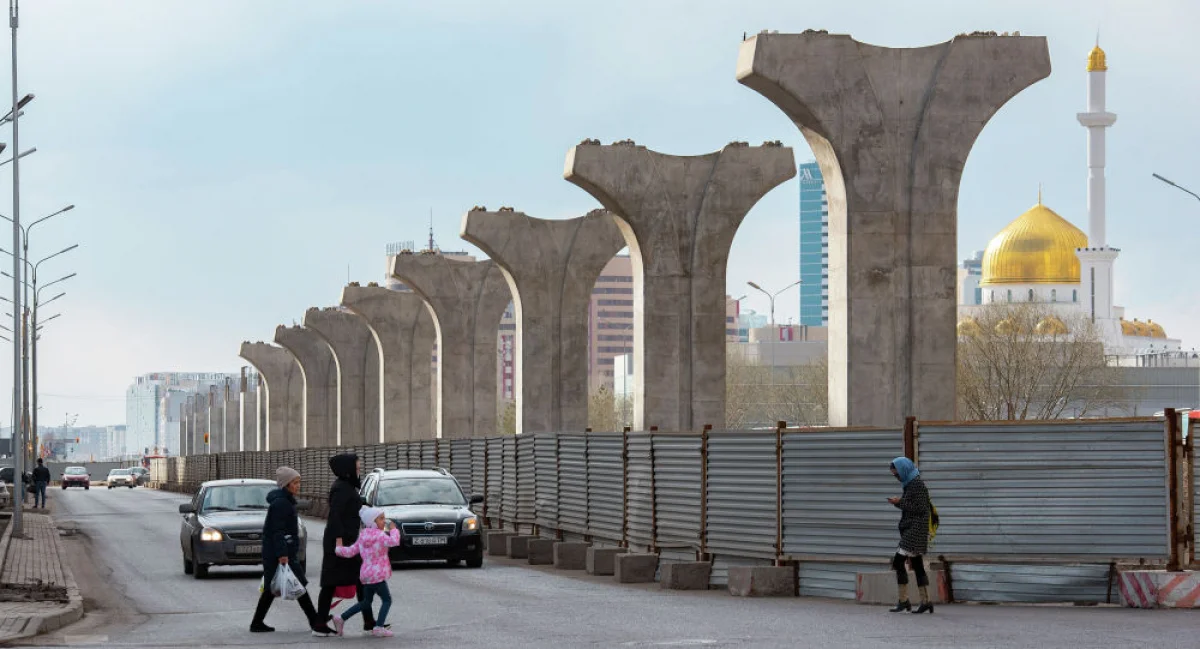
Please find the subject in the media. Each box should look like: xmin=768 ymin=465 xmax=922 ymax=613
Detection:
xmin=333 ymin=507 xmax=400 ymax=638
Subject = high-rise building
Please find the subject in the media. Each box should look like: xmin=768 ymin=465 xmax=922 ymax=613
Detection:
xmin=797 ymin=161 xmax=828 ymax=326
xmin=589 ymin=255 xmax=635 ymax=391
xmin=958 ymin=250 xmax=984 ymax=306
xmin=125 ymin=372 xmax=249 ymax=457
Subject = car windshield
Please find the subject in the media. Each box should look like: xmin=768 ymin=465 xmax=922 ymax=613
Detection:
xmin=65 ymin=468 xmax=87 ymax=475
xmin=201 ymin=485 xmax=275 ymax=512
xmin=109 ymin=469 xmax=129 ymax=476
xmin=375 ymin=477 xmax=465 ymax=507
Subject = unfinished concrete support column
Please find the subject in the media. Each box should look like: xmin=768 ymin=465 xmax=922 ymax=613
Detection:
xmin=342 ymin=283 xmax=436 ymax=441
xmin=222 ymin=380 xmax=238 ymax=453
xmin=275 ymin=325 xmax=338 ymax=448
xmin=240 ymin=342 xmax=304 ymax=451
xmin=304 ymin=307 xmax=380 ymax=447
xmin=737 ymin=31 xmax=1050 ymax=426
xmin=182 ymin=396 xmax=193 ymax=456
xmin=462 ymin=209 xmax=625 ymax=434
xmin=390 ymin=254 xmax=511 ymax=438
xmin=565 ymin=141 xmax=795 ymax=431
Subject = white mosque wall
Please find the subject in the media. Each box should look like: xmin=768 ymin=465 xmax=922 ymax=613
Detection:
xmin=980 ymin=283 xmax=1082 ymax=306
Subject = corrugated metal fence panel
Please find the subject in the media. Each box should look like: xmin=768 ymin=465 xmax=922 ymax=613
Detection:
xmin=706 ymin=431 xmax=778 ymax=560
xmin=534 ymin=434 xmax=559 ymax=534
xmin=625 ymin=433 xmax=654 ymax=551
xmin=501 ymin=437 xmax=517 ymax=526
xmin=920 ymin=420 xmax=1169 ymax=558
xmin=950 ymin=564 xmax=1111 ymax=604
xmin=420 ymin=441 xmax=436 ymax=469
xmin=437 ymin=439 xmax=452 ymax=470
xmin=798 ymin=562 xmax=869 ymax=599
xmin=587 ymin=433 xmax=624 ymax=544
xmin=469 ymin=440 xmax=487 ymax=520
xmin=782 ymin=429 xmax=903 ymax=557
xmin=516 ymin=434 xmax=536 ymax=526
xmin=558 ymin=434 xmax=589 ymax=535
xmin=652 ymin=435 xmax=700 ymax=551
xmin=486 ymin=438 xmax=505 ymax=524
xmin=451 ymin=440 xmax=474 ymax=496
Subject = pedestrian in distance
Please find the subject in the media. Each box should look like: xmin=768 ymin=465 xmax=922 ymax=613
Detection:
xmin=249 ymin=466 xmax=337 ymax=636
xmin=331 ymin=507 xmax=400 ymax=638
xmin=887 ymin=456 xmax=934 ymax=614
xmin=316 ymin=452 xmax=377 ymax=633
xmin=31 ymin=459 xmax=50 ymax=509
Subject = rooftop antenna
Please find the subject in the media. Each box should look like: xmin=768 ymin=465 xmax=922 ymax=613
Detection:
xmin=428 ymin=209 xmax=435 ymax=252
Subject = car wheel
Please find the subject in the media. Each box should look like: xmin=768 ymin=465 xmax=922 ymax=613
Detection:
xmin=84 ymin=485 xmax=89 ymax=490
xmin=192 ymin=545 xmax=208 ymax=580
xmin=61 ymin=484 xmax=66 ymax=490
xmin=446 ymin=559 xmax=462 ymax=567
xmin=183 ymin=550 xmax=194 ymax=575
xmin=466 ymin=555 xmax=483 ymax=569
xmin=108 ymin=485 xmax=112 ymax=489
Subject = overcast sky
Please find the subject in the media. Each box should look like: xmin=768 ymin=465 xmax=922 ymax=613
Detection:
xmin=0 ymin=0 xmax=1196 ymax=427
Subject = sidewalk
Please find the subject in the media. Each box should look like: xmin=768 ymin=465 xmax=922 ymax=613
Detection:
xmin=0 ymin=511 xmax=84 ymax=644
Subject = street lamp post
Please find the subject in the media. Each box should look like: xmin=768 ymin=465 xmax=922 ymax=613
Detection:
xmin=746 ymin=280 xmax=802 ymax=419
xmin=7 ymin=0 xmax=24 ymax=534
xmin=1152 ymin=173 xmax=1200 ymax=203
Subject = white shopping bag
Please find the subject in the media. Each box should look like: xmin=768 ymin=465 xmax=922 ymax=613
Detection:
xmin=271 ymin=564 xmax=306 ymax=600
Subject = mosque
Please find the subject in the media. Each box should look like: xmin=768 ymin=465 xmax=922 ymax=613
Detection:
xmin=957 ymin=44 xmax=1183 ymax=357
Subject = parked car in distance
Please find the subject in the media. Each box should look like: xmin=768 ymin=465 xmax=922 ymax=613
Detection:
xmin=61 ymin=466 xmax=91 ymax=490
xmin=0 ymin=467 xmax=12 ymax=484
xmin=107 ymin=468 xmax=137 ymax=489
xmin=179 ymin=478 xmax=308 ymax=579
xmin=129 ymin=467 xmax=150 ymax=485
xmin=359 ymin=467 xmax=484 ymax=568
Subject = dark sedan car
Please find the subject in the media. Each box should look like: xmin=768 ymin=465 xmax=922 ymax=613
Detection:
xmin=359 ymin=468 xmax=484 ymax=568
xmin=178 ymin=479 xmax=307 ymax=579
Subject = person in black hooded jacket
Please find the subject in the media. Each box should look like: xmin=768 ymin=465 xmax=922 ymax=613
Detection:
xmin=249 ymin=467 xmax=335 ymax=635
xmin=316 ymin=453 xmax=376 ymax=631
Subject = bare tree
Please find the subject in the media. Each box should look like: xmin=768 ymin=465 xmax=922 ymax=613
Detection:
xmin=957 ymin=304 xmax=1119 ymax=420
xmin=726 ymin=347 xmax=828 ymax=428
xmin=498 ymin=400 xmax=516 ymax=435
xmin=588 ymin=385 xmax=625 ymax=432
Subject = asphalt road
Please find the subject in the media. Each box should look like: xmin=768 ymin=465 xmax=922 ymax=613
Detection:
xmin=11 ymin=487 xmax=1197 ymax=648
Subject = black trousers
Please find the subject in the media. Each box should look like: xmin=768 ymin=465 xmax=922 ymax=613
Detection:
xmin=892 ymin=553 xmax=929 ymax=587
xmin=317 ymin=584 xmax=376 ymax=629
xmin=251 ymin=589 xmax=319 ymax=628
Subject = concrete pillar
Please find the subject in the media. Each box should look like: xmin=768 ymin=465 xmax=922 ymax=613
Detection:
xmin=182 ymin=396 xmax=193 ymax=456
xmin=222 ymin=380 xmax=238 ymax=453
xmin=341 ymin=282 xmax=436 ymax=441
xmin=737 ymin=31 xmax=1050 ymax=426
xmin=304 ymin=307 xmax=379 ymax=447
xmin=462 ymin=209 xmax=626 ymax=433
xmin=275 ymin=325 xmax=338 ymax=448
xmin=239 ymin=342 xmax=304 ymax=451
xmin=565 ymin=141 xmax=795 ymax=430
xmin=197 ymin=389 xmax=212 ymax=454
xmin=390 ymin=254 xmax=511 ymax=438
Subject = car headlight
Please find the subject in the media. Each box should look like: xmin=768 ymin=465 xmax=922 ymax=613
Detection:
xmin=463 ymin=517 xmax=479 ymax=532
xmin=200 ymin=528 xmax=223 ymax=542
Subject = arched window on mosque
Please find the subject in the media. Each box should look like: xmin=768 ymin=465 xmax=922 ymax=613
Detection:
xmin=990 ymin=290 xmax=995 ymax=303
xmin=1072 ymin=289 xmax=1078 ymax=303
xmin=1051 ymin=289 xmax=1057 ymax=302
xmin=1028 ymin=289 xmax=1034 ymax=302
xmin=1007 ymin=289 xmax=1012 ymax=303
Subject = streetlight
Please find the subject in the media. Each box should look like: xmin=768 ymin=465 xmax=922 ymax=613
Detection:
xmin=1152 ymin=173 xmax=1200 ymax=202
xmin=746 ymin=280 xmax=803 ymax=401
xmin=0 ymin=92 xmax=32 ymax=124
xmin=8 ymin=0 xmax=26 ymax=534
xmin=0 ymin=146 xmax=33 ymax=167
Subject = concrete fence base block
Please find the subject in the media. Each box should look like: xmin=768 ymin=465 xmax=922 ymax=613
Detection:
xmin=553 ymin=542 xmax=590 ymax=570
xmin=855 ymin=570 xmax=947 ymax=605
xmin=728 ymin=566 xmax=795 ymax=597
xmin=527 ymin=538 xmax=556 ymax=565
xmin=660 ymin=561 xmax=712 ymax=590
xmin=486 ymin=531 xmax=515 ymax=557
xmin=506 ymin=535 xmax=537 ymax=559
xmin=614 ymin=553 xmax=659 ymax=584
xmin=586 ymin=547 xmax=627 ymax=576
xmin=1119 ymin=570 xmax=1200 ymax=609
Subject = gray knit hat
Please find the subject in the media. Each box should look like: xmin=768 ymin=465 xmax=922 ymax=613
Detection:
xmin=276 ymin=466 xmax=301 ymax=489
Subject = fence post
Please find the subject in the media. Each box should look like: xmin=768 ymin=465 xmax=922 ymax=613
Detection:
xmin=903 ymin=416 xmax=917 ymax=462
xmin=1186 ymin=416 xmax=1195 ymax=567
xmin=621 ymin=427 xmax=630 ymax=548
xmin=1165 ymin=408 xmax=1182 ymax=572
xmin=775 ymin=420 xmax=786 ymax=564
xmin=649 ymin=431 xmax=658 ymax=553
xmin=481 ymin=439 xmax=490 ymax=528
xmin=699 ymin=424 xmax=710 ymax=561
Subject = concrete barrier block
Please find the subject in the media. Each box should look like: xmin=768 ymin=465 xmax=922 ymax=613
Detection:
xmin=614 ymin=553 xmax=659 ymax=584
xmin=486 ymin=531 xmax=515 ymax=557
xmin=506 ymin=535 xmax=536 ymax=559
xmin=728 ymin=566 xmax=795 ymax=597
xmin=527 ymin=538 xmax=555 ymax=565
xmin=586 ymin=547 xmax=627 ymax=576
xmin=1119 ymin=570 xmax=1200 ymax=608
xmin=855 ymin=570 xmax=947 ymax=604
xmin=660 ymin=561 xmax=711 ymax=590
xmin=553 ymin=542 xmax=589 ymax=570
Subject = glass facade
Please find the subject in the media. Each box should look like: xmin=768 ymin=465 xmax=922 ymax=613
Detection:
xmin=798 ymin=162 xmax=828 ymax=326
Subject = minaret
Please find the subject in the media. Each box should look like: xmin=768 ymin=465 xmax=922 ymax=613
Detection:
xmin=1075 ymin=43 xmax=1119 ymax=324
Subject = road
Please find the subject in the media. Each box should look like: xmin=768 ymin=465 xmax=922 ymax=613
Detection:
xmin=9 ymin=487 xmax=1196 ymax=648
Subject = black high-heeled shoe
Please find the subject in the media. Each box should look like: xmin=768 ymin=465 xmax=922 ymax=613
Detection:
xmin=888 ymin=600 xmax=911 ymax=613
xmin=912 ymin=602 xmax=934 ymax=614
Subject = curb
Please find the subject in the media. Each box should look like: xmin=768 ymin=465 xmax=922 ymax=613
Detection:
xmin=0 ymin=514 xmax=85 ymax=644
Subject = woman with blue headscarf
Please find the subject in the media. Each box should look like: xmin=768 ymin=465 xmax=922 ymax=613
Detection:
xmin=887 ymin=457 xmax=933 ymax=614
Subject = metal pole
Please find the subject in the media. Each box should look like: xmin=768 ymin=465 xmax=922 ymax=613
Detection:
xmin=9 ymin=0 xmax=22 ymax=534
xmin=29 ymin=291 xmax=35 ymax=462
xmin=1152 ymin=173 xmax=1200 ymax=203
xmin=21 ymin=264 xmax=28 ymax=465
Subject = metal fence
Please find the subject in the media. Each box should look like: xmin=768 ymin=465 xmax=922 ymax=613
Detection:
xmin=149 ymin=416 xmax=1190 ymax=602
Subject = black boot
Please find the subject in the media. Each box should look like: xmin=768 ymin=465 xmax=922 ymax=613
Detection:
xmin=888 ymin=600 xmax=911 ymax=613
xmin=912 ymin=602 xmax=934 ymax=614
xmin=249 ymin=622 xmax=275 ymax=633
xmin=250 ymin=590 xmax=275 ymax=632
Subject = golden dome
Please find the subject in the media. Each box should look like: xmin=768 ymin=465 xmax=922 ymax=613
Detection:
xmin=1087 ymin=45 xmax=1107 ymax=72
xmin=995 ymin=318 xmax=1022 ymax=335
xmin=1148 ymin=320 xmax=1167 ymax=339
xmin=1120 ymin=319 xmax=1136 ymax=336
xmin=1131 ymin=319 xmax=1152 ymax=337
xmin=1035 ymin=316 xmax=1069 ymax=336
xmin=957 ymin=317 xmax=982 ymax=337
xmin=980 ymin=201 xmax=1088 ymax=286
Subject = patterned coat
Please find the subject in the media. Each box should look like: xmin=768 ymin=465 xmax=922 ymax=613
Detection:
xmin=894 ymin=476 xmax=931 ymax=555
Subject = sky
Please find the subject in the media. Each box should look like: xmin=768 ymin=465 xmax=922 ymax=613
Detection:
xmin=0 ymin=0 xmax=1196 ymax=427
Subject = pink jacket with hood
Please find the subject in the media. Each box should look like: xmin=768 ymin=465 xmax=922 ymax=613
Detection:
xmin=334 ymin=507 xmax=401 ymax=585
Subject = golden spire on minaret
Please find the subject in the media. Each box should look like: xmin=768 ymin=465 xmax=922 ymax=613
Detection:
xmin=1087 ymin=43 xmax=1107 ymax=72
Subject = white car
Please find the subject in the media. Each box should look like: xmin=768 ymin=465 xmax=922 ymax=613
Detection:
xmin=107 ymin=469 xmax=137 ymax=489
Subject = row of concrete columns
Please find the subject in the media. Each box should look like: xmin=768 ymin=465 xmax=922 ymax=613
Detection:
xmin=225 ymin=31 xmax=1050 ymax=450
xmin=178 ymin=374 xmax=262 ymax=456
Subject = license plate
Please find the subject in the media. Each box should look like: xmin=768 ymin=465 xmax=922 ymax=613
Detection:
xmin=411 ymin=536 xmax=448 ymax=546
xmin=236 ymin=544 xmax=261 ymax=555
